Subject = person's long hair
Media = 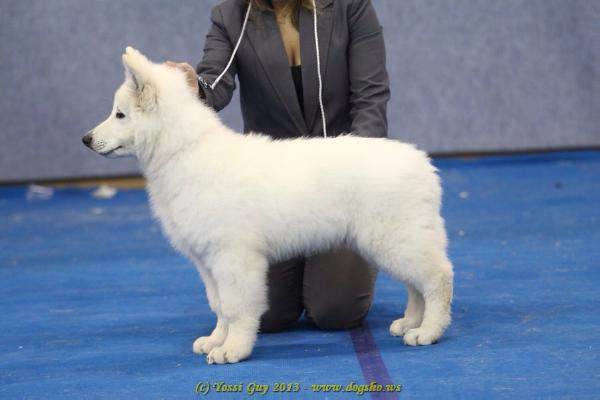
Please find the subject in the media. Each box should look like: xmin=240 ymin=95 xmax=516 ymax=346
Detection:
xmin=248 ymin=0 xmax=315 ymax=27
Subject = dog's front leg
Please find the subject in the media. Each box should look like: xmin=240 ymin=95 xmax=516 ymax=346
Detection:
xmin=204 ymin=251 xmax=268 ymax=365
xmin=193 ymin=264 xmax=228 ymax=354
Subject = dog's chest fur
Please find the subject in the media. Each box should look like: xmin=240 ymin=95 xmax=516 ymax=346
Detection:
xmin=145 ymin=171 xmax=214 ymax=259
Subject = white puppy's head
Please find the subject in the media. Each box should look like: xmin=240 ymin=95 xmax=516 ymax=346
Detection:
xmin=82 ymin=47 xmax=187 ymax=159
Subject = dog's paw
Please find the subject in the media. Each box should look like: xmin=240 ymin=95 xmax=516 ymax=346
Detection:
xmin=206 ymin=344 xmax=246 ymax=365
xmin=389 ymin=318 xmax=421 ymax=337
xmin=403 ymin=327 xmax=439 ymax=346
xmin=193 ymin=336 xmax=223 ymax=355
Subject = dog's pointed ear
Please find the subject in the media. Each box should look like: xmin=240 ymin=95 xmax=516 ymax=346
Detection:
xmin=122 ymin=55 xmax=140 ymax=90
xmin=122 ymin=47 xmax=149 ymax=89
xmin=122 ymin=47 xmax=157 ymax=112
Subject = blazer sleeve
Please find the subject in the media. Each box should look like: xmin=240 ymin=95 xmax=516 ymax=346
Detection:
xmin=195 ymin=5 xmax=237 ymax=112
xmin=347 ymin=0 xmax=391 ymax=138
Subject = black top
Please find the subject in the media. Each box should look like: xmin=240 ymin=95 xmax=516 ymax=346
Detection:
xmin=290 ymin=65 xmax=304 ymax=117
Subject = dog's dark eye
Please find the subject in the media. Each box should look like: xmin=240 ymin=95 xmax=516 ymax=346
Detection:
xmin=116 ymin=111 xmax=126 ymax=119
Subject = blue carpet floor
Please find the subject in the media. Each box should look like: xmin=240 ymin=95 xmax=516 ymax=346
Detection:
xmin=1 ymin=151 xmax=599 ymax=399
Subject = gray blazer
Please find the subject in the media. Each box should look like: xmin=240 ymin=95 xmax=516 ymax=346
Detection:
xmin=196 ymin=0 xmax=390 ymax=139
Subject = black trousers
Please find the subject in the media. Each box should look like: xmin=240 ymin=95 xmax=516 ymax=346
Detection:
xmin=259 ymin=247 xmax=378 ymax=332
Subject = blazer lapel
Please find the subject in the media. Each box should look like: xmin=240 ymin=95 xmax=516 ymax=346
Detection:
xmin=246 ymin=10 xmax=307 ymax=135
xmin=299 ymin=0 xmax=334 ymax=133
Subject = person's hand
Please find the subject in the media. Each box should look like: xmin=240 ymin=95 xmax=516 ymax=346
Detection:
xmin=164 ymin=61 xmax=205 ymax=98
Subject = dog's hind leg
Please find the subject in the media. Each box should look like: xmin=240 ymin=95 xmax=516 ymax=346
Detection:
xmin=356 ymin=220 xmax=453 ymax=346
xmin=193 ymin=264 xmax=229 ymax=354
xmin=204 ymin=250 xmax=269 ymax=365
xmin=402 ymin=254 xmax=453 ymax=346
xmin=389 ymin=284 xmax=424 ymax=337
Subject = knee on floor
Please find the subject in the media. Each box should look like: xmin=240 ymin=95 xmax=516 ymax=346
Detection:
xmin=259 ymin=308 xmax=303 ymax=333
xmin=306 ymin=298 xmax=372 ymax=331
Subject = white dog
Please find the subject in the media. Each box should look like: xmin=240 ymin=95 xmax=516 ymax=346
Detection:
xmin=83 ymin=47 xmax=454 ymax=364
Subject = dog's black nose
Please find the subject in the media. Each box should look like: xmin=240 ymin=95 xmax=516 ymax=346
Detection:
xmin=82 ymin=133 xmax=93 ymax=147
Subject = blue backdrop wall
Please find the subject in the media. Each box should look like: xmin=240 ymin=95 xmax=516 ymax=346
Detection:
xmin=0 ymin=0 xmax=598 ymax=182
